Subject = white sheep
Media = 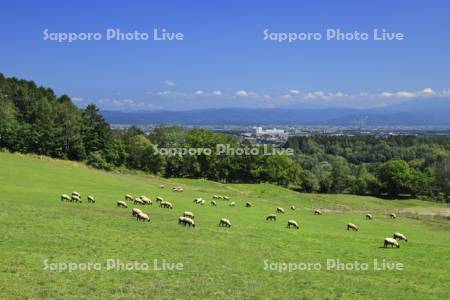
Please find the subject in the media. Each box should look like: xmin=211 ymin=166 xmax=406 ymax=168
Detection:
xmin=229 ymin=202 xmax=236 ymax=207
xmin=224 ymin=196 xmax=229 ymax=200
xmin=136 ymin=212 xmax=150 ymax=222
xmin=61 ymin=194 xmax=70 ymax=202
xmin=389 ymin=213 xmax=397 ymax=219
xmin=173 ymin=186 xmax=184 ymax=192
xmin=183 ymin=211 xmax=194 ymax=219
xmin=287 ymin=220 xmax=299 ymax=229
xmin=211 ymin=200 xmax=217 ymax=206
xmin=160 ymin=184 xmax=165 ymax=188
xmin=314 ymin=209 xmax=322 ymax=215
xmin=212 ymin=195 xmax=219 ymax=199
xmin=72 ymin=191 xmax=80 ymax=198
xmin=117 ymin=201 xmax=127 ymax=208
xmin=347 ymin=223 xmax=358 ymax=231
xmin=393 ymin=232 xmax=408 ymax=242
xmin=178 ymin=216 xmax=195 ymax=228
xmin=365 ymin=213 xmax=373 ymax=220
xmin=266 ymin=214 xmax=276 ymax=221
xmin=384 ymin=237 xmax=400 ymax=248
xmin=219 ymin=218 xmax=231 ymax=227
xmin=87 ymin=195 xmax=95 ymax=203
xmin=125 ymin=194 xmax=133 ymax=201
xmin=290 ymin=206 xmax=295 ymax=211
xmin=71 ymin=194 xmax=81 ymax=203
xmin=245 ymin=202 xmax=252 ymax=207
xmin=160 ymin=201 xmax=173 ymax=209
xmin=276 ymin=207 xmax=285 ymax=214
xmin=156 ymin=196 xmax=164 ymax=203
xmin=139 ymin=196 xmax=152 ymax=205
xmin=183 ymin=217 xmax=195 ymax=228
xmin=194 ymin=198 xmax=204 ymax=205
xmin=134 ymin=198 xmax=145 ymax=205
xmin=132 ymin=208 xmax=142 ymax=217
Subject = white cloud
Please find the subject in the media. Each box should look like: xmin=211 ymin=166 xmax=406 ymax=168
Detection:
xmin=97 ymin=98 xmax=157 ymax=110
xmin=396 ymin=91 xmax=415 ymax=98
xmin=143 ymin=86 xmax=449 ymax=109
xmin=421 ymin=88 xmax=435 ymax=95
xmin=164 ymin=80 xmax=176 ymax=86
xmin=234 ymin=90 xmax=250 ymax=97
xmin=381 ymin=92 xmax=394 ymax=97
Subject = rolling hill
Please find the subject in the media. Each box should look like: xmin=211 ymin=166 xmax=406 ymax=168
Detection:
xmin=0 ymin=152 xmax=449 ymax=299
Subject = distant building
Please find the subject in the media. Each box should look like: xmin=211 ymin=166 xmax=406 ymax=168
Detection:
xmin=253 ymin=127 xmax=285 ymax=136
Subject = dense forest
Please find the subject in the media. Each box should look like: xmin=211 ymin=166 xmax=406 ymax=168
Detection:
xmin=1 ymin=73 xmax=449 ymax=202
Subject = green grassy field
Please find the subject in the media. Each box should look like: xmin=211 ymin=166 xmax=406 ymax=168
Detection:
xmin=0 ymin=152 xmax=449 ymax=299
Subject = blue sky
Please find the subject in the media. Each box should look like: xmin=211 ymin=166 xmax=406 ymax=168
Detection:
xmin=1 ymin=0 xmax=449 ymax=110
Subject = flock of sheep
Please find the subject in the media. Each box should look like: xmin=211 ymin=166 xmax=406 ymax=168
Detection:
xmin=60 ymin=186 xmax=408 ymax=249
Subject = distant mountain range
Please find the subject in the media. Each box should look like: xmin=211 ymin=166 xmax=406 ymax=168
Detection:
xmin=101 ymin=98 xmax=450 ymax=126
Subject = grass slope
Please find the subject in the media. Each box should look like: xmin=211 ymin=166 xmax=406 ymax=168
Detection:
xmin=0 ymin=152 xmax=449 ymax=299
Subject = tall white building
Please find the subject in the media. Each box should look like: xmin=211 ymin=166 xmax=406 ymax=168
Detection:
xmin=253 ymin=127 xmax=285 ymax=136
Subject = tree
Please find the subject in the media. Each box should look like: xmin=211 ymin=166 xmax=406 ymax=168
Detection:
xmin=0 ymin=98 xmax=18 ymax=149
xmin=432 ymin=154 xmax=450 ymax=200
xmin=378 ymin=160 xmax=414 ymax=196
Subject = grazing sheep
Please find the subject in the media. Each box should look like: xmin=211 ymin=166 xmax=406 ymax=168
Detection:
xmin=183 ymin=211 xmax=194 ymax=219
xmin=365 ymin=214 xmax=373 ymax=220
xmin=218 ymin=195 xmax=224 ymax=200
xmin=61 ymin=194 xmax=70 ymax=202
xmin=156 ymin=196 xmax=164 ymax=203
xmin=245 ymin=202 xmax=252 ymax=207
xmin=72 ymin=191 xmax=80 ymax=198
xmin=183 ymin=217 xmax=195 ymax=228
xmin=71 ymin=194 xmax=81 ymax=203
xmin=136 ymin=212 xmax=150 ymax=222
xmin=384 ymin=237 xmax=400 ymax=248
xmin=132 ymin=208 xmax=142 ymax=217
xmin=173 ymin=186 xmax=184 ymax=192
xmin=266 ymin=214 xmax=276 ymax=221
xmin=139 ymin=196 xmax=152 ymax=205
xmin=224 ymin=196 xmax=229 ymax=200
xmin=276 ymin=207 xmax=285 ymax=214
xmin=314 ymin=209 xmax=322 ymax=215
xmin=287 ymin=220 xmax=299 ymax=229
xmin=219 ymin=218 xmax=231 ymax=227
xmin=179 ymin=216 xmax=195 ymax=227
xmin=194 ymin=198 xmax=204 ymax=205
xmin=125 ymin=194 xmax=133 ymax=201
xmin=229 ymin=202 xmax=236 ymax=207
xmin=117 ymin=201 xmax=127 ymax=208
xmin=213 ymin=195 xmax=219 ymax=199
xmin=290 ymin=206 xmax=295 ymax=211
xmin=87 ymin=195 xmax=95 ymax=203
xmin=160 ymin=184 xmax=165 ymax=188
xmin=211 ymin=200 xmax=217 ymax=206
xmin=393 ymin=232 xmax=408 ymax=242
xmin=347 ymin=223 xmax=358 ymax=231
xmin=160 ymin=201 xmax=173 ymax=209
xmin=390 ymin=213 xmax=397 ymax=219
xmin=134 ymin=198 xmax=145 ymax=205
